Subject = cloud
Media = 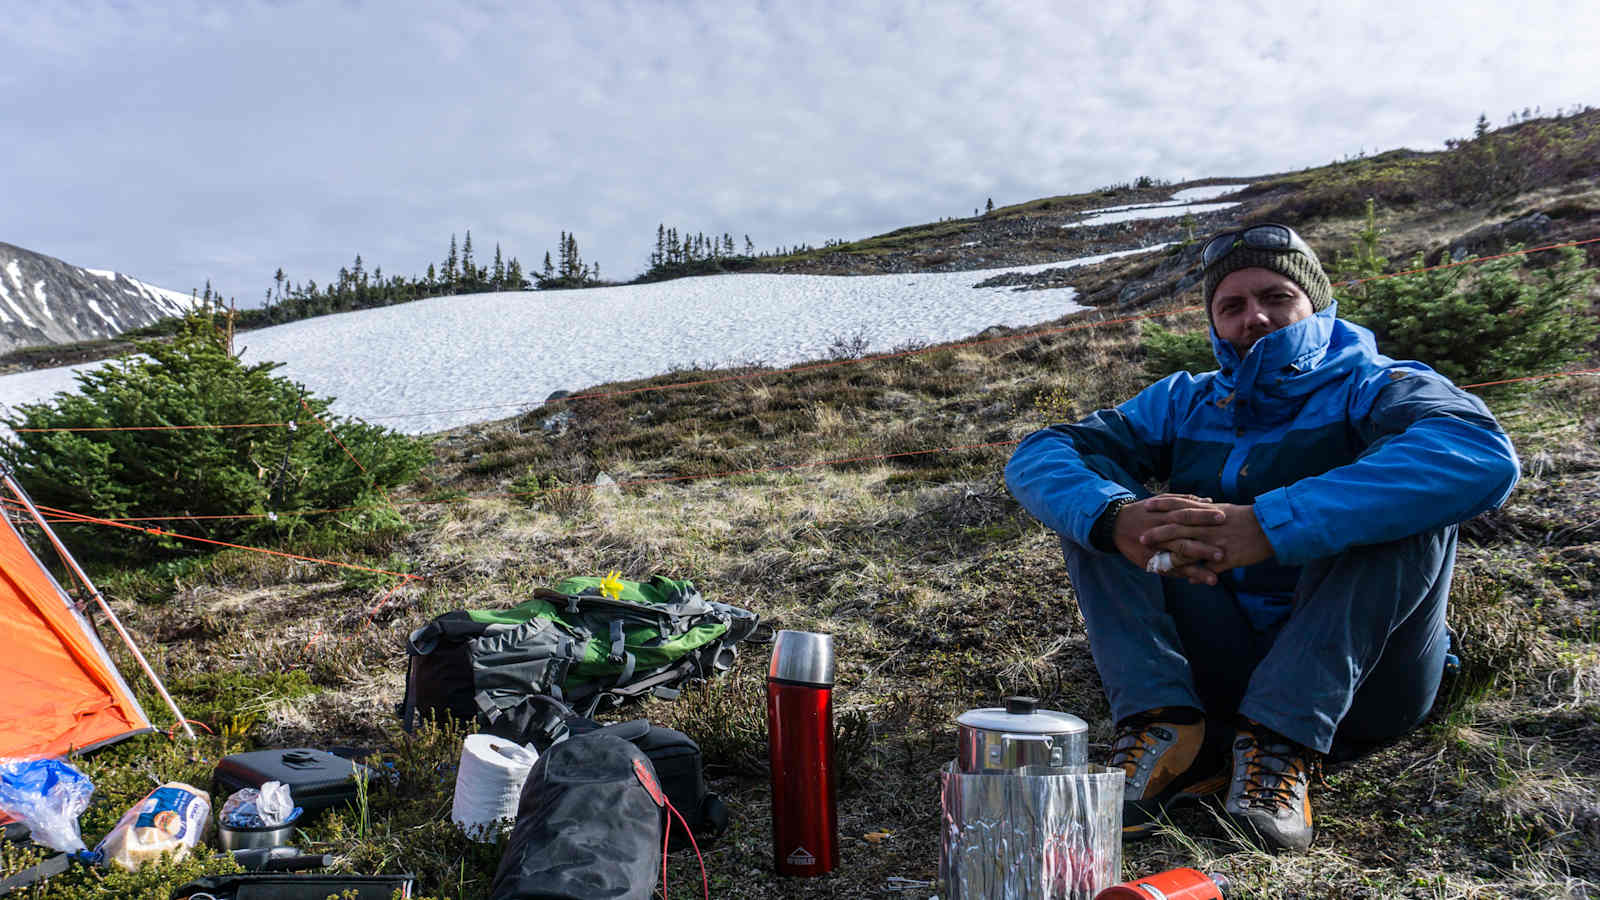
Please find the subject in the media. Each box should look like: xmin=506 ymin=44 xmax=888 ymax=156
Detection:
xmin=1 ymin=0 xmax=1596 ymax=300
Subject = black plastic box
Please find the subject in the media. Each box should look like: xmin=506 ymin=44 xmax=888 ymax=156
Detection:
xmin=212 ymin=749 xmax=372 ymax=823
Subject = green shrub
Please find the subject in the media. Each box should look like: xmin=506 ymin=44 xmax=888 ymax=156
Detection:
xmin=1336 ymin=202 xmax=1597 ymax=390
xmin=1140 ymin=322 xmax=1216 ymax=379
xmin=0 ymin=314 xmax=430 ymax=561
xmin=1435 ymin=111 xmax=1600 ymax=204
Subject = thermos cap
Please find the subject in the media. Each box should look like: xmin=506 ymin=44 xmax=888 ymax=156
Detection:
xmin=768 ymin=630 xmax=835 ymax=686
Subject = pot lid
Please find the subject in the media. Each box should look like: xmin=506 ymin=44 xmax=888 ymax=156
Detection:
xmin=956 ymin=696 xmax=1087 ymax=736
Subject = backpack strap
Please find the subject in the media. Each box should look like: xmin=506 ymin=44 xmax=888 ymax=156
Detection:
xmin=608 ymin=618 xmax=638 ymax=686
xmin=598 ymin=654 xmax=705 ymax=705
xmin=478 ymin=692 xmax=577 ymax=748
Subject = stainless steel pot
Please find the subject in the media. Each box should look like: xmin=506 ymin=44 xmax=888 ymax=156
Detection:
xmin=216 ymin=819 xmax=298 ymax=851
xmin=955 ymin=696 xmax=1088 ymax=774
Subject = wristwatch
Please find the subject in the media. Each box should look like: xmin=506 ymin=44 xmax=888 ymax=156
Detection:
xmin=1091 ymin=496 xmax=1135 ymax=553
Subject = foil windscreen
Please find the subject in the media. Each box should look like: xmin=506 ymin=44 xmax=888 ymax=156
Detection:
xmin=940 ymin=765 xmax=1123 ymax=899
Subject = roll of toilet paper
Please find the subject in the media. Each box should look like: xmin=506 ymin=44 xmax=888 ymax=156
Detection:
xmin=451 ymin=733 xmax=540 ymax=841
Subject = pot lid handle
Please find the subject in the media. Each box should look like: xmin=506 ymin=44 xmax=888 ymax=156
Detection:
xmin=1004 ymin=696 xmax=1037 ymax=715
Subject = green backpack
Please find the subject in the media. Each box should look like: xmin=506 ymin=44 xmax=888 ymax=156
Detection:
xmin=400 ymin=575 xmax=759 ymax=743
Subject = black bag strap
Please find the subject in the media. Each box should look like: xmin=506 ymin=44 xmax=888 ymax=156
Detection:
xmin=503 ymin=693 xmax=580 ymax=748
xmin=398 ymin=654 xmax=418 ymax=732
xmin=587 ymin=718 xmax=652 ymax=743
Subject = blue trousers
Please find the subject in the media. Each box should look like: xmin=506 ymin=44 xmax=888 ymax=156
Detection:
xmin=1062 ymin=525 xmax=1455 ymax=755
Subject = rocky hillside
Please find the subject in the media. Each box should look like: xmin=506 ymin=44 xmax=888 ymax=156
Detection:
xmin=759 ymin=107 xmax=1600 ymax=305
xmin=0 ymin=242 xmax=197 ymax=355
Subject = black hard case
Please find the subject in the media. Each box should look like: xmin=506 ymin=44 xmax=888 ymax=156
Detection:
xmin=171 ymin=873 xmax=414 ymax=900
xmin=212 ymin=749 xmax=372 ymax=822
xmin=569 ymin=718 xmax=729 ymax=846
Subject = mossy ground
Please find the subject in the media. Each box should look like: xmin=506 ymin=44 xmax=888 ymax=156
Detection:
xmin=5 ymin=114 xmax=1600 ymax=898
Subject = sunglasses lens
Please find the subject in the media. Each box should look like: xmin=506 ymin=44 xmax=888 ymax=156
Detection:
xmin=1202 ymin=224 xmax=1310 ymax=269
xmin=1241 ymin=225 xmax=1292 ymax=250
xmin=1202 ymin=233 xmax=1237 ymax=268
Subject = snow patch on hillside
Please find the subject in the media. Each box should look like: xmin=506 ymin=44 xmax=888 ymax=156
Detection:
xmin=1168 ymin=184 xmax=1246 ymax=203
xmin=1061 ymin=184 xmax=1248 ymax=230
xmin=0 ymin=246 xmax=1162 ymax=435
xmin=1070 ymin=201 xmax=1240 ymax=227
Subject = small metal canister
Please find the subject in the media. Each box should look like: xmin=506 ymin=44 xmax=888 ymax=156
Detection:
xmin=955 ymin=696 xmax=1088 ymax=774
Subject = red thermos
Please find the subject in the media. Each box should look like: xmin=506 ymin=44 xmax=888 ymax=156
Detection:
xmin=766 ymin=630 xmax=838 ymax=876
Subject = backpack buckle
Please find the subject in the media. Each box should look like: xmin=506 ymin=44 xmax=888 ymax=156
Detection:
xmin=608 ymin=618 xmax=627 ymax=664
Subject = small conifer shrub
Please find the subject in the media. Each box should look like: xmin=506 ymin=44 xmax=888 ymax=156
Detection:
xmin=1336 ymin=201 xmax=1598 ymax=391
xmin=0 ymin=314 xmax=430 ymax=561
xmin=1140 ymin=323 xmax=1215 ymax=379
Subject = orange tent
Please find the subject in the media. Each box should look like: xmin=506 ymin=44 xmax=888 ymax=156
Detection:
xmin=0 ymin=498 xmax=152 ymax=761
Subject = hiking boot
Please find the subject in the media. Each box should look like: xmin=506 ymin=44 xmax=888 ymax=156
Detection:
xmin=1223 ymin=719 xmax=1322 ymax=852
xmin=1110 ymin=708 xmax=1227 ymax=839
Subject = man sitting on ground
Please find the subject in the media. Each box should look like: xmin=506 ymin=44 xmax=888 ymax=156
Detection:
xmin=1004 ymin=223 xmax=1519 ymax=850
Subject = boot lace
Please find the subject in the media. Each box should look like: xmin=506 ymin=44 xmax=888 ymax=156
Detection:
xmin=1239 ymin=732 xmax=1323 ymax=813
xmin=1108 ymin=711 xmax=1164 ymax=774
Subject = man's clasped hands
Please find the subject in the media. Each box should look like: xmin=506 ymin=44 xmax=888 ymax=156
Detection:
xmin=1111 ymin=494 xmax=1276 ymax=585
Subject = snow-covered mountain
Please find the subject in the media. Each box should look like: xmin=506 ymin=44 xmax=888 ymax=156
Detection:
xmin=0 ymin=242 xmax=199 ymax=354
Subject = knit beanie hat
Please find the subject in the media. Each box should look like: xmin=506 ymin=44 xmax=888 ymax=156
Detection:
xmin=1202 ymin=243 xmax=1333 ymax=325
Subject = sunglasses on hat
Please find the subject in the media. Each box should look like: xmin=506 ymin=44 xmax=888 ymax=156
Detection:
xmin=1201 ymin=223 xmax=1318 ymax=270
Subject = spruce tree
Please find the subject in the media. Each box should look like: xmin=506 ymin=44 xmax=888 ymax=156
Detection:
xmin=564 ymin=233 xmax=581 ymax=280
xmin=0 ymin=314 xmax=428 ymax=561
xmin=1332 ymin=198 xmax=1599 ymax=391
xmin=445 ymin=235 xmax=459 ymax=287
xmin=492 ymin=244 xmax=505 ymax=288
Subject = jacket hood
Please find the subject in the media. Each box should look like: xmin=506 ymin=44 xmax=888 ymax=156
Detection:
xmin=1209 ymin=302 xmax=1385 ymax=424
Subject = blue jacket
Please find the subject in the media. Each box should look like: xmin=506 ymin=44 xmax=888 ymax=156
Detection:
xmin=1005 ymin=302 xmax=1520 ymax=628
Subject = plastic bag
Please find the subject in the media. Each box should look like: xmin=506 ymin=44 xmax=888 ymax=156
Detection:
xmin=220 ymin=780 xmax=299 ymax=828
xmin=95 ymin=781 xmax=210 ymax=870
xmin=0 ymin=757 xmax=95 ymax=853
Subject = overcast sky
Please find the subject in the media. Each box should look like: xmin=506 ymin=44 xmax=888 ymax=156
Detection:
xmin=5 ymin=1 xmax=1597 ymax=304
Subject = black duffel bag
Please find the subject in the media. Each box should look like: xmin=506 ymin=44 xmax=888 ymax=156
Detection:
xmin=490 ymin=733 xmax=664 ymax=900
xmin=495 ymin=695 xmax=730 ymax=845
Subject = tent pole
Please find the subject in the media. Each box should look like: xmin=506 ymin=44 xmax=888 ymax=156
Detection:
xmin=1 ymin=470 xmax=196 ymax=742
